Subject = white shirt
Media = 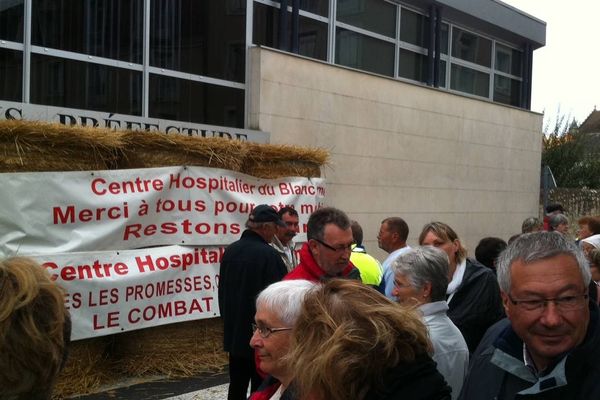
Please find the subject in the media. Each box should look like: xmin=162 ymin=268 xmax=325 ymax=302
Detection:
xmin=420 ymin=301 xmax=469 ymax=400
xmin=381 ymin=246 xmax=412 ymax=299
xmin=446 ymin=258 xmax=467 ymax=305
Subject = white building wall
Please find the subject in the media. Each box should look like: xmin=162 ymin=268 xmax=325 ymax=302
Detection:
xmin=248 ymin=47 xmax=542 ymax=259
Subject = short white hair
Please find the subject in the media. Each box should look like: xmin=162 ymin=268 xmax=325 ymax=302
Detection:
xmin=256 ymin=280 xmax=316 ymax=326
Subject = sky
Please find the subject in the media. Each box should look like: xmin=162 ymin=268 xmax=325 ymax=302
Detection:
xmin=502 ymin=0 xmax=600 ymax=130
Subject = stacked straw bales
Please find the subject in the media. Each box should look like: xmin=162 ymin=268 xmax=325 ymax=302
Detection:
xmin=0 ymin=120 xmax=328 ymax=398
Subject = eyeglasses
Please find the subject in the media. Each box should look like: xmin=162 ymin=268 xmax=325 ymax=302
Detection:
xmin=251 ymin=323 xmax=292 ymax=339
xmin=508 ymin=293 xmax=589 ymax=312
xmin=312 ymin=238 xmax=354 ymax=253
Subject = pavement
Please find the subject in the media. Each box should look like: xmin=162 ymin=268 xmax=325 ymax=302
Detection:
xmin=68 ymin=374 xmax=230 ymax=400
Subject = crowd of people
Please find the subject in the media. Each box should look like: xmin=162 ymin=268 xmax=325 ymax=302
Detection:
xmin=3 ymin=202 xmax=600 ymax=400
xmin=220 ymin=204 xmax=600 ymax=400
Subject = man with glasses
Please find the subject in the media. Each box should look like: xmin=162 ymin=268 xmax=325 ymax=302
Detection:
xmin=284 ymin=207 xmax=361 ymax=282
xmin=219 ymin=204 xmax=288 ymax=400
xmin=459 ymin=232 xmax=600 ymax=399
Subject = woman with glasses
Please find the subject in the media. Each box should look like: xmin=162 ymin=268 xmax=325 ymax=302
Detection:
xmin=287 ymin=279 xmax=451 ymax=400
xmin=392 ymin=246 xmax=469 ymax=400
xmin=249 ymin=279 xmax=315 ymax=400
xmin=419 ymin=222 xmax=504 ymax=352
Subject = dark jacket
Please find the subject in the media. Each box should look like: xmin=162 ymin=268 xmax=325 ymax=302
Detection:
xmin=448 ymin=258 xmax=504 ymax=352
xmin=365 ymin=353 xmax=452 ymax=400
xmin=459 ymin=302 xmax=600 ymax=400
xmin=219 ymin=229 xmax=287 ymax=357
xmin=283 ymin=242 xmax=361 ymax=282
xmin=248 ymin=376 xmax=297 ymax=400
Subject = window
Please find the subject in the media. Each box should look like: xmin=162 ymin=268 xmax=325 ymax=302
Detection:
xmin=398 ymin=49 xmax=427 ymax=83
xmin=452 ymin=27 xmax=491 ymax=67
xmin=253 ymin=3 xmax=327 ymax=61
xmin=450 ymin=63 xmax=489 ymax=98
xmin=150 ymin=0 xmax=246 ymax=82
xmin=400 ymin=9 xmax=428 ymax=48
xmin=149 ymin=74 xmax=244 ymax=128
xmin=272 ymin=0 xmax=329 ymax=17
xmin=494 ymin=75 xmax=520 ymax=106
xmin=30 ymin=54 xmax=142 ymax=115
xmin=335 ymin=27 xmax=394 ymax=77
xmin=0 ymin=0 xmax=24 ymax=42
xmin=32 ymin=0 xmax=143 ymax=63
xmin=337 ymin=0 xmax=396 ymax=38
xmin=495 ymin=43 xmax=522 ymax=77
xmin=0 ymin=48 xmax=22 ymax=101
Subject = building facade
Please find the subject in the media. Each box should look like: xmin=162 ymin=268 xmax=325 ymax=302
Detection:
xmin=0 ymin=0 xmax=546 ymax=253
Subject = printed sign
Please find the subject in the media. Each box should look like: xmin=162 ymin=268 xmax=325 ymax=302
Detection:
xmin=0 ymin=166 xmax=325 ymax=257
xmin=31 ymin=246 xmax=222 ymax=340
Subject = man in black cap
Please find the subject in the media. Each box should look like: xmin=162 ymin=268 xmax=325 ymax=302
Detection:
xmin=218 ymin=204 xmax=288 ymax=400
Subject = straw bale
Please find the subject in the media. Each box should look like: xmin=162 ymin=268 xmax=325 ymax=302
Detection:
xmin=113 ymin=318 xmax=227 ymax=377
xmin=241 ymin=143 xmax=328 ymax=178
xmin=119 ymin=131 xmax=248 ymax=171
xmin=0 ymin=120 xmax=124 ymax=172
xmin=52 ymin=337 xmax=115 ymax=398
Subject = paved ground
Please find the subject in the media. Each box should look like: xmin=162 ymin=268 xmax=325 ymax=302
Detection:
xmin=69 ymin=375 xmax=230 ymax=400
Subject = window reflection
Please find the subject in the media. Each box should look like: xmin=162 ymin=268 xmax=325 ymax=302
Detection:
xmin=494 ymin=75 xmax=520 ymax=106
xmin=30 ymin=54 xmax=142 ymax=115
xmin=32 ymin=0 xmax=143 ymax=63
xmin=399 ymin=49 xmax=427 ymax=83
xmin=0 ymin=48 xmax=22 ymax=101
xmin=150 ymin=0 xmax=246 ymax=82
xmin=253 ymin=3 xmax=327 ymax=61
xmin=336 ymin=28 xmax=394 ymax=77
xmin=450 ymin=63 xmax=489 ymax=98
xmin=495 ymin=43 xmax=522 ymax=77
xmin=400 ymin=9 xmax=428 ymax=48
xmin=452 ymin=27 xmax=491 ymax=68
xmin=272 ymin=0 xmax=329 ymax=17
xmin=149 ymin=74 xmax=244 ymax=128
xmin=0 ymin=0 xmax=24 ymax=42
xmin=337 ymin=0 xmax=396 ymax=38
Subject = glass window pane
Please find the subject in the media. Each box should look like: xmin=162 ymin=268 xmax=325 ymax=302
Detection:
xmin=0 ymin=48 xmax=22 ymax=101
xmin=494 ymin=75 xmax=521 ymax=106
xmin=450 ymin=63 xmax=489 ymax=98
xmin=400 ymin=8 xmax=429 ymax=48
xmin=31 ymin=54 xmax=142 ymax=115
xmin=440 ymin=23 xmax=448 ymax=55
xmin=272 ymin=0 xmax=329 ymax=17
xmin=495 ymin=43 xmax=522 ymax=77
xmin=0 ymin=0 xmax=24 ymax=42
xmin=335 ymin=28 xmax=394 ymax=77
xmin=149 ymin=74 xmax=244 ymax=128
xmin=398 ymin=49 xmax=427 ymax=83
xmin=32 ymin=0 xmax=143 ymax=64
xmin=451 ymin=27 xmax=491 ymax=67
xmin=439 ymin=59 xmax=446 ymax=88
xmin=150 ymin=0 xmax=246 ymax=83
xmin=253 ymin=3 xmax=327 ymax=61
xmin=337 ymin=0 xmax=396 ymax=38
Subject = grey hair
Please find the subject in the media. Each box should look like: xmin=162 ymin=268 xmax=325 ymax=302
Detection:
xmin=496 ymin=231 xmax=590 ymax=293
xmin=256 ymin=280 xmax=316 ymax=326
xmin=391 ymin=246 xmax=450 ymax=302
xmin=549 ymin=214 xmax=569 ymax=230
xmin=521 ymin=217 xmax=542 ymax=233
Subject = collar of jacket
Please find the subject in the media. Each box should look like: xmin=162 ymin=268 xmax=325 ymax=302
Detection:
xmin=298 ymin=242 xmax=356 ymax=280
xmin=241 ymin=228 xmax=270 ymax=244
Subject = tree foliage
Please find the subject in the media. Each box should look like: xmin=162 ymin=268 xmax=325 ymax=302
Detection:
xmin=542 ymin=112 xmax=600 ymax=188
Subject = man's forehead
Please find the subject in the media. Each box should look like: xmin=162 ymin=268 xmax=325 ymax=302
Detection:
xmin=509 ymin=254 xmax=584 ymax=287
xmin=323 ymin=224 xmax=353 ymax=240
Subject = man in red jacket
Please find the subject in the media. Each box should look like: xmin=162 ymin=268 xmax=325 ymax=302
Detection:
xmin=284 ymin=207 xmax=361 ymax=282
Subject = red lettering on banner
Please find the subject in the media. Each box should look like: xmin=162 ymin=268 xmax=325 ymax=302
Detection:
xmin=91 ymin=177 xmax=164 ymax=195
xmin=126 ymin=297 xmax=214 ymax=324
xmin=213 ymin=200 xmax=255 ymax=216
xmin=43 ymin=261 xmax=129 ymax=281
xmin=278 ymin=182 xmax=316 ymax=196
xmin=88 ymin=288 xmax=119 ymax=307
xmin=52 ymin=203 xmax=129 ymax=224
xmin=168 ymin=174 xmax=256 ymax=194
xmin=123 ymin=220 xmax=240 ymax=240
xmin=93 ymin=311 xmax=120 ymax=330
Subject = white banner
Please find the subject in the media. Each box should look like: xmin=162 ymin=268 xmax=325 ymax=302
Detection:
xmin=31 ymin=246 xmax=221 ymax=340
xmin=0 ymin=166 xmax=325 ymax=257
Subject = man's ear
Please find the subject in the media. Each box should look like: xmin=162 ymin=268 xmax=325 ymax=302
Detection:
xmin=422 ymin=281 xmax=433 ymax=300
xmin=500 ymin=291 xmax=511 ymax=318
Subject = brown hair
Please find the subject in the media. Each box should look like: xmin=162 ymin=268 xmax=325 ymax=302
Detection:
xmin=0 ymin=257 xmax=70 ymax=399
xmin=287 ymin=279 xmax=430 ymax=400
xmin=578 ymin=216 xmax=600 ymax=236
xmin=418 ymin=221 xmax=467 ymax=263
